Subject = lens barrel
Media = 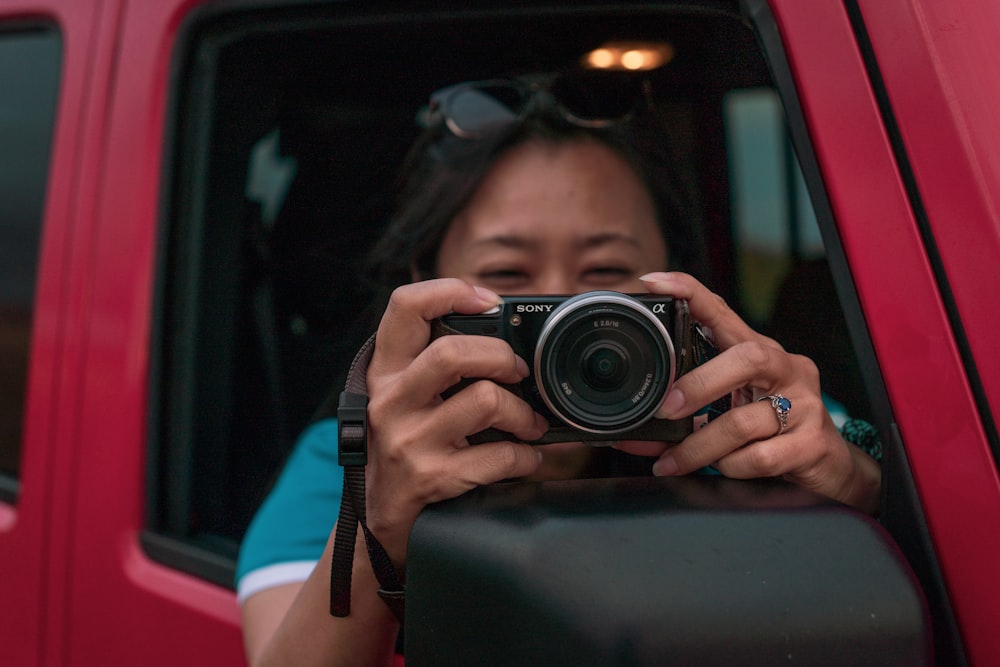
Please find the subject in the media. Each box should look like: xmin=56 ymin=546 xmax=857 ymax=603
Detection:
xmin=534 ymin=292 xmax=675 ymax=434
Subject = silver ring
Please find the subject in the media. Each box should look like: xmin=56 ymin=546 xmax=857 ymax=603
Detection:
xmin=758 ymin=394 xmax=792 ymax=434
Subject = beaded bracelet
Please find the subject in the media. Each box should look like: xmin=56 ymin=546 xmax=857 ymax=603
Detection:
xmin=840 ymin=418 xmax=883 ymax=462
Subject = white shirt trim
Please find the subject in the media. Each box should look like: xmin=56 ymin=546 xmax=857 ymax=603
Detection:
xmin=236 ymin=560 xmax=318 ymax=605
xmin=829 ymin=405 xmax=848 ymax=429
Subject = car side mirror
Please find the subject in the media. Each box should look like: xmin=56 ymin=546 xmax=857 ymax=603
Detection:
xmin=405 ymin=476 xmax=931 ymax=666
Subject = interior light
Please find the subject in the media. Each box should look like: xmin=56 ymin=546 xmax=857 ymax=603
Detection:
xmin=582 ymin=41 xmax=674 ymax=71
xmin=621 ymin=50 xmax=645 ymax=70
xmin=587 ymin=48 xmax=616 ymax=69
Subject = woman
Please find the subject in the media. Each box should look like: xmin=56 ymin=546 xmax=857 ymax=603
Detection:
xmin=237 ymin=73 xmax=881 ymax=666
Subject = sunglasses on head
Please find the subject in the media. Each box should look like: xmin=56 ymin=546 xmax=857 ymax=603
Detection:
xmin=423 ymin=71 xmax=652 ymax=139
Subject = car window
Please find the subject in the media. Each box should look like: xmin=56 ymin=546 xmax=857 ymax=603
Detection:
xmin=725 ymin=87 xmax=822 ymax=324
xmin=145 ymin=3 xmax=868 ymax=586
xmin=0 ymin=26 xmax=61 ymax=502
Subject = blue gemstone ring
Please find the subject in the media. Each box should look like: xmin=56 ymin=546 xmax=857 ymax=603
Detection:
xmin=758 ymin=394 xmax=792 ymax=434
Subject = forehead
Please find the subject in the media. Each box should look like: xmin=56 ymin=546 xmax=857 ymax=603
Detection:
xmin=446 ymin=137 xmax=661 ymax=246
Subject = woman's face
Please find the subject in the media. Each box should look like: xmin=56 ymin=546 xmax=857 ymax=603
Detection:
xmin=434 ymin=137 xmax=668 ymax=295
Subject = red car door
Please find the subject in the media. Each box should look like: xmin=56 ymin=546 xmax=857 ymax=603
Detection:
xmin=771 ymin=0 xmax=1000 ymax=663
xmin=0 ymin=1 xmax=245 ymax=664
xmin=43 ymin=1 xmax=245 ymax=663
xmin=0 ymin=2 xmax=106 ymax=664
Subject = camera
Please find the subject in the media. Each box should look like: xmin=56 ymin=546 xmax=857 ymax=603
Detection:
xmin=431 ymin=290 xmax=705 ymax=445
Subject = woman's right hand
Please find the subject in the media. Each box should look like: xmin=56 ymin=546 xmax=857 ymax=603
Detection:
xmin=362 ymin=279 xmax=548 ymax=567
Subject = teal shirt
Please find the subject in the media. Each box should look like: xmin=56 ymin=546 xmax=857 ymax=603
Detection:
xmin=235 ymin=418 xmax=343 ymax=601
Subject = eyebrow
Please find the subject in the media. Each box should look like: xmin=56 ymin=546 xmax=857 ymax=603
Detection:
xmin=469 ymin=231 xmax=643 ymax=252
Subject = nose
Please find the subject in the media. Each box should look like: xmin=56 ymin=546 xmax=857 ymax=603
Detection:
xmin=533 ymin=270 xmax=576 ymax=295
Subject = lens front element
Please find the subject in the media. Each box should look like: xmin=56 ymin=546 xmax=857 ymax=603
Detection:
xmin=581 ymin=342 xmax=630 ymax=391
xmin=535 ymin=292 xmax=675 ymax=434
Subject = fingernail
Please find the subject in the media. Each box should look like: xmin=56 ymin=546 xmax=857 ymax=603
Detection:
xmin=658 ymin=388 xmax=685 ymax=418
xmin=639 ymin=272 xmax=669 ymax=284
xmin=516 ymin=356 xmax=530 ymax=377
xmin=473 ymin=285 xmax=502 ymax=305
xmin=534 ymin=413 xmax=550 ymax=436
xmin=653 ymin=453 xmax=679 ymax=476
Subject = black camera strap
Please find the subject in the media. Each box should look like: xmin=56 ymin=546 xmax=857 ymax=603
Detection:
xmin=330 ymin=333 xmax=406 ymax=623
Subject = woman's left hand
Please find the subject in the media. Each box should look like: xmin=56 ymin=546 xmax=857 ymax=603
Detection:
xmin=615 ymin=271 xmax=880 ymax=515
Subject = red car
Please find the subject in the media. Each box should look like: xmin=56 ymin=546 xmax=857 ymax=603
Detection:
xmin=1 ymin=0 xmax=997 ymax=664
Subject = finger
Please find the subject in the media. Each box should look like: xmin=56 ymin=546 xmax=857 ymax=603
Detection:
xmin=446 ymin=440 xmax=544 ymax=488
xmin=711 ymin=437 xmax=802 ymax=480
xmin=391 ymin=334 xmax=530 ymax=408
xmin=711 ymin=426 xmax=837 ymax=483
xmin=372 ymin=279 xmax=502 ymax=375
xmin=612 ymin=439 xmax=670 ymax=457
xmin=640 ymin=272 xmax=779 ymax=350
xmin=656 ymin=342 xmax=805 ymax=419
xmin=651 ymin=400 xmax=795 ymax=475
xmin=371 ymin=439 xmax=542 ymax=507
xmin=436 ymin=379 xmax=549 ymax=443
xmin=370 ymin=435 xmax=543 ymax=510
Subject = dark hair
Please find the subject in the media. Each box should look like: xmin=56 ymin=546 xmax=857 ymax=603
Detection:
xmin=364 ymin=102 xmax=706 ymax=316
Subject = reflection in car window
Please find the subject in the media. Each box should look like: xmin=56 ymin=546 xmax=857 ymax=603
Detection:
xmin=724 ymin=88 xmax=822 ymax=326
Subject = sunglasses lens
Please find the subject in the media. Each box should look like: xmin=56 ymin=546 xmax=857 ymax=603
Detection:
xmin=430 ymin=73 xmax=646 ymax=138
xmin=550 ymin=72 xmax=641 ymax=122
xmin=444 ymin=83 xmax=524 ymax=137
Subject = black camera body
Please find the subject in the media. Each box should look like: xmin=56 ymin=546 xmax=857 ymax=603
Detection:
xmin=432 ymin=291 xmax=702 ymax=445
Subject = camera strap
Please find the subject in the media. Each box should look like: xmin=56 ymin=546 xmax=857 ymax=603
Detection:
xmin=330 ymin=333 xmax=407 ymax=624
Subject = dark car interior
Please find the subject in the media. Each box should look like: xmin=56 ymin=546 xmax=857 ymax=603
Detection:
xmin=142 ymin=1 xmax=958 ymax=664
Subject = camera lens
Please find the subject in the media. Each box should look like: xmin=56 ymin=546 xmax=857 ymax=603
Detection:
xmin=535 ymin=292 xmax=675 ymax=434
xmin=581 ymin=342 xmax=630 ymax=391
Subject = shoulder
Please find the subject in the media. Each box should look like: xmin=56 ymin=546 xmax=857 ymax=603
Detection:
xmin=235 ymin=418 xmax=343 ymax=600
